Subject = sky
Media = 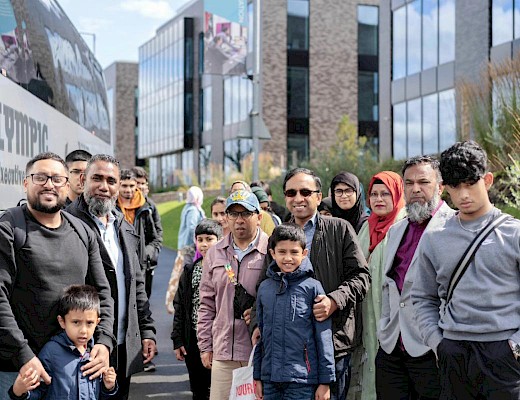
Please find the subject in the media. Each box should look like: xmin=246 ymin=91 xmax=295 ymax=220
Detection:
xmin=58 ymin=0 xmax=192 ymax=69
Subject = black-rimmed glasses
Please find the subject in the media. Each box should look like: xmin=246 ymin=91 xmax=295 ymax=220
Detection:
xmin=226 ymin=210 xmax=257 ymax=220
xmin=27 ymin=173 xmax=69 ymax=187
xmin=334 ymin=188 xmax=355 ymax=197
xmin=284 ymin=189 xmax=320 ymax=198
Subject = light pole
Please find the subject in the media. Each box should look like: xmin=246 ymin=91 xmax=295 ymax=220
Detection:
xmin=79 ymin=31 xmax=96 ymax=55
xmin=251 ymin=0 xmax=262 ymax=182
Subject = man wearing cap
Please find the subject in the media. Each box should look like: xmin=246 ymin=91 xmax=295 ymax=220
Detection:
xmin=252 ymin=185 xmax=281 ymax=226
xmin=197 ymin=190 xmax=269 ymax=400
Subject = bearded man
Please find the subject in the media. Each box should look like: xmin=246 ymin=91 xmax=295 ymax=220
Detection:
xmin=66 ymin=154 xmax=156 ymax=400
xmin=375 ymin=155 xmax=455 ymax=400
xmin=0 ymin=152 xmax=114 ymax=395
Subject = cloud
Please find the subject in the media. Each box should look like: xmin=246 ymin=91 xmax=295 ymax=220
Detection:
xmin=78 ymin=17 xmax=111 ymax=32
xmin=120 ymin=0 xmax=175 ymax=19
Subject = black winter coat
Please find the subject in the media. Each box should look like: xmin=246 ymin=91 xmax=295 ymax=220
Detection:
xmin=254 ymin=214 xmax=370 ymax=359
xmin=170 ymin=257 xmax=202 ymax=350
xmin=67 ymin=196 xmax=156 ymax=377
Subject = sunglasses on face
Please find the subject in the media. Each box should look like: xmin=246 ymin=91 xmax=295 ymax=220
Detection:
xmin=284 ymin=189 xmax=320 ymax=198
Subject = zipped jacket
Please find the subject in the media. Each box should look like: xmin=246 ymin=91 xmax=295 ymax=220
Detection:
xmin=197 ymin=231 xmax=268 ymax=361
xmin=253 ymin=260 xmax=335 ymax=384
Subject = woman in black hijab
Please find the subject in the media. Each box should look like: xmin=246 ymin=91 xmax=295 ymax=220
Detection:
xmin=330 ymin=172 xmax=369 ymax=233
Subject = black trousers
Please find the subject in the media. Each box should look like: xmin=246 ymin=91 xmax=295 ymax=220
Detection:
xmin=375 ymin=345 xmax=441 ymax=400
xmin=113 ymin=343 xmax=132 ymax=400
xmin=184 ymin=328 xmax=211 ymax=400
xmin=437 ymin=339 xmax=520 ymax=400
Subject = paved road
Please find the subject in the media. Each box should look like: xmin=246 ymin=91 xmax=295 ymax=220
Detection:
xmin=129 ymin=247 xmax=192 ymax=399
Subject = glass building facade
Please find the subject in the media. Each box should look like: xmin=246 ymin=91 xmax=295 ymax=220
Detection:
xmin=358 ymin=5 xmax=379 ymax=146
xmin=138 ymin=17 xmax=194 ymax=187
xmin=391 ymin=0 xmax=456 ymax=158
xmin=287 ymin=0 xmax=309 ymax=165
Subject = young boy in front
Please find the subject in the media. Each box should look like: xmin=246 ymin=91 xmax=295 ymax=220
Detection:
xmin=254 ymin=223 xmax=335 ymax=400
xmin=171 ymin=218 xmax=223 ymax=400
xmin=9 ymin=285 xmax=117 ymax=400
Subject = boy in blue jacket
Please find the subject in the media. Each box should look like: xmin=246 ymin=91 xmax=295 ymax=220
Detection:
xmin=254 ymin=223 xmax=335 ymax=400
xmin=9 ymin=285 xmax=117 ymax=399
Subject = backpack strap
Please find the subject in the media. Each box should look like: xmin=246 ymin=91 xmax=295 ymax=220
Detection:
xmin=61 ymin=210 xmax=89 ymax=250
xmin=4 ymin=207 xmax=28 ymax=251
xmin=446 ymin=213 xmax=511 ymax=303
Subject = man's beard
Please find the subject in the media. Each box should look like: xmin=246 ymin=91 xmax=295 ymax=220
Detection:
xmin=407 ymin=192 xmax=441 ymax=223
xmin=84 ymin=191 xmax=117 ymax=217
xmin=28 ymin=191 xmax=66 ymax=214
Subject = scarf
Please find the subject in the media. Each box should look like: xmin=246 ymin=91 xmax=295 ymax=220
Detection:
xmin=330 ymin=172 xmax=369 ymax=233
xmin=367 ymin=171 xmax=405 ymax=252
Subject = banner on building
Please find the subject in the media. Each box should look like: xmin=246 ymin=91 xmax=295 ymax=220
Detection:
xmin=204 ymin=0 xmax=248 ymax=75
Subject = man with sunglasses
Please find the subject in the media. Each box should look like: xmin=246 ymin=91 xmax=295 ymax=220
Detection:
xmin=0 ymin=152 xmax=114 ymax=395
xmin=251 ymin=167 xmax=370 ymax=400
xmin=197 ymin=190 xmax=269 ymax=400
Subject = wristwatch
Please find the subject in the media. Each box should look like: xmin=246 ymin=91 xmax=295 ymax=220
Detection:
xmin=508 ymin=340 xmax=520 ymax=360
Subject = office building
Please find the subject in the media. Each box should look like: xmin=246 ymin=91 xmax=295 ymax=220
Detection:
xmin=138 ymin=0 xmax=379 ymax=188
xmin=104 ymin=62 xmax=141 ymax=168
xmin=379 ymin=0 xmax=520 ymax=160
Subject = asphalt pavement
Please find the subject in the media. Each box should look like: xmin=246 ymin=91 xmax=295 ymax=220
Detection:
xmin=129 ymin=247 xmax=192 ymax=399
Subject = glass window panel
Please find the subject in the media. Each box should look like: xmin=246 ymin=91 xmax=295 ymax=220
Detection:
xmin=358 ymin=71 xmax=378 ymax=122
xmin=439 ymin=0 xmax=455 ymax=63
xmin=514 ymin=0 xmax=520 ymax=39
xmin=422 ymin=93 xmax=439 ymax=154
xmin=393 ymin=102 xmax=407 ymax=159
xmin=439 ymin=89 xmax=456 ymax=151
xmin=392 ymin=6 xmax=406 ymax=79
xmin=493 ymin=0 xmax=514 ymax=45
xmin=407 ymin=98 xmax=422 ymax=156
xmin=358 ymin=5 xmax=379 ymax=56
xmin=287 ymin=134 xmax=309 ymax=165
xmin=287 ymin=67 xmax=309 ymax=118
xmin=232 ymin=76 xmax=240 ymax=123
xmin=287 ymin=0 xmax=309 ymax=50
xmin=422 ymin=0 xmax=438 ymax=70
xmin=407 ymin=1 xmax=422 ymax=75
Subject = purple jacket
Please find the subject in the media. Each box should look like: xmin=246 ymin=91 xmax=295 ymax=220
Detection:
xmin=197 ymin=231 xmax=268 ymax=361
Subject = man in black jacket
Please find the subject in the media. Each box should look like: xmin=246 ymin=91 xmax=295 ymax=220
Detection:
xmin=66 ymin=154 xmax=156 ymax=400
xmin=0 ymin=152 xmax=114 ymax=394
xmin=251 ymin=168 xmax=370 ymax=400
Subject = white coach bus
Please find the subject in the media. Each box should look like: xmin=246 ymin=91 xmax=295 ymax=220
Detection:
xmin=0 ymin=0 xmax=112 ymax=209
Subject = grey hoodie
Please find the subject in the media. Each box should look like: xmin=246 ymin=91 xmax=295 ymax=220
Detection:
xmin=411 ymin=208 xmax=520 ymax=352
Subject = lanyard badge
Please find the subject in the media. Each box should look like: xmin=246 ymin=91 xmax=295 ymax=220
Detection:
xmin=224 ymin=264 xmax=238 ymax=286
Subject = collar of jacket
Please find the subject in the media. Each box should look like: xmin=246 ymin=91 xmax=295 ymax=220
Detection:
xmin=214 ymin=230 xmax=269 ymax=256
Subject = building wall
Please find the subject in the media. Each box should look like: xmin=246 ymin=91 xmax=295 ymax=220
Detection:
xmin=309 ymin=0 xmax=378 ymax=156
xmin=104 ymin=62 xmax=138 ymax=168
xmin=260 ymin=0 xmax=288 ymax=167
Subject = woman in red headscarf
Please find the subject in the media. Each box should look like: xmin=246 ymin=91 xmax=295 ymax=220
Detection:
xmin=354 ymin=171 xmax=406 ymax=400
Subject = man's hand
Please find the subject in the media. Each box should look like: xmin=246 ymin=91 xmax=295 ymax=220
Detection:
xmin=81 ymin=344 xmax=110 ymax=380
xmin=254 ymin=380 xmax=263 ymax=400
xmin=243 ymin=308 xmax=252 ymax=325
xmin=142 ymin=339 xmax=157 ymax=364
xmin=13 ymin=366 xmax=45 ymax=396
xmin=251 ymin=327 xmax=261 ymax=346
xmin=313 ymin=295 xmax=337 ymax=322
xmin=175 ymin=346 xmax=187 ymax=361
xmin=19 ymin=357 xmax=51 ymax=386
xmin=201 ymin=351 xmax=213 ymax=369
xmin=102 ymin=367 xmax=117 ymax=391
xmin=315 ymin=384 xmax=330 ymax=400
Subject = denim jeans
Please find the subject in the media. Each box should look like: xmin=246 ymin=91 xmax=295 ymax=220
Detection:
xmin=263 ymin=381 xmax=316 ymax=400
xmin=0 ymin=371 xmax=19 ymax=397
xmin=331 ymin=354 xmax=352 ymax=400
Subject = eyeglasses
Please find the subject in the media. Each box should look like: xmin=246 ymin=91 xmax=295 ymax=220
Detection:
xmin=226 ymin=210 xmax=257 ymax=220
xmin=284 ymin=189 xmax=320 ymax=198
xmin=69 ymin=169 xmax=84 ymax=175
xmin=334 ymin=188 xmax=355 ymax=197
xmin=27 ymin=173 xmax=69 ymax=187
xmin=369 ymin=192 xmax=392 ymax=200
